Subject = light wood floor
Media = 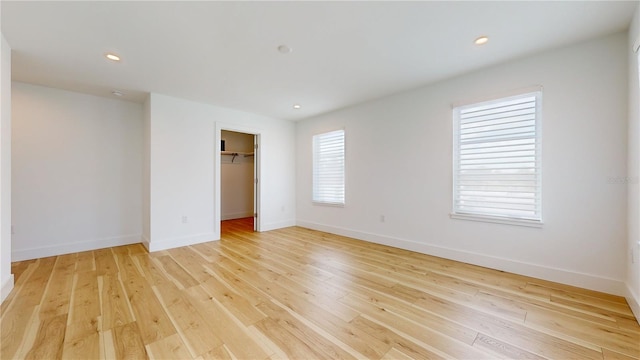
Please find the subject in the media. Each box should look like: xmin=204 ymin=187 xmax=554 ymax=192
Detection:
xmin=1 ymin=218 xmax=639 ymax=359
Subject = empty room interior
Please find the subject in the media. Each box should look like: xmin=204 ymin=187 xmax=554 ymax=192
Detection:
xmin=2 ymin=1 xmax=640 ymax=359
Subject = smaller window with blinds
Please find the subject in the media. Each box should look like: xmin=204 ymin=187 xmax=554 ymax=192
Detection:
xmin=452 ymin=91 xmax=542 ymax=226
xmin=313 ymin=129 xmax=345 ymax=206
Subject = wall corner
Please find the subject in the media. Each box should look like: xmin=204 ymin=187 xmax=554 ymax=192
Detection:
xmin=0 ymin=31 xmax=14 ymax=303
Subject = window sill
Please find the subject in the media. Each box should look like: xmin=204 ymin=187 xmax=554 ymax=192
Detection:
xmin=450 ymin=213 xmax=543 ymax=228
xmin=313 ymin=201 xmax=345 ymax=208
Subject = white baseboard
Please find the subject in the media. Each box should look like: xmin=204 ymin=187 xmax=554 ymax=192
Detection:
xmin=1 ymin=274 xmax=14 ymax=304
xmin=261 ymin=219 xmax=296 ymax=232
xmin=145 ymin=232 xmax=216 ymax=252
xmin=296 ymin=220 xmax=626 ymax=296
xmin=12 ymin=234 xmax=142 ymax=261
xmin=626 ymin=283 xmax=640 ymax=325
xmin=221 ymin=212 xmax=254 ymax=221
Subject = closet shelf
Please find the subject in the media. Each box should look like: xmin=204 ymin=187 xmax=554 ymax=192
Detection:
xmin=221 ymin=151 xmax=254 ymax=156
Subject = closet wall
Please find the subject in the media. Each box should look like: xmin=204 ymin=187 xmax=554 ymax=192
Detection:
xmin=221 ymin=130 xmax=254 ymax=220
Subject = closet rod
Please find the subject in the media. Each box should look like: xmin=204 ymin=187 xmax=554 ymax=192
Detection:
xmin=221 ymin=151 xmax=254 ymax=163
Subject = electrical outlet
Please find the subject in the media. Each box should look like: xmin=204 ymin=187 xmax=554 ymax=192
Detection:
xmin=181 ymin=216 xmax=188 ymax=224
xmin=380 ymin=215 xmax=385 ymax=223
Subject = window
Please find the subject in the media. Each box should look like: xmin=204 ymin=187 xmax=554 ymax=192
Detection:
xmin=452 ymin=91 xmax=542 ymax=226
xmin=313 ymin=129 xmax=345 ymax=206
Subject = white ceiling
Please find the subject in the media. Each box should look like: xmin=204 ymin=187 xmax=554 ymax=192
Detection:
xmin=1 ymin=1 xmax=637 ymax=121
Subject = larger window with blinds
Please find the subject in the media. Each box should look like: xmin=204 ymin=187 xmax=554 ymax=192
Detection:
xmin=313 ymin=129 xmax=345 ymax=206
xmin=452 ymin=91 xmax=542 ymax=226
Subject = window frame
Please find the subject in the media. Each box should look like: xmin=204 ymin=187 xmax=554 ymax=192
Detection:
xmin=312 ymin=129 xmax=346 ymax=207
xmin=451 ymin=90 xmax=543 ymax=227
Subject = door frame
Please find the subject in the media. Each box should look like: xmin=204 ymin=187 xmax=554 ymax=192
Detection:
xmin=214 ymin=122 xmax=262 ymax=238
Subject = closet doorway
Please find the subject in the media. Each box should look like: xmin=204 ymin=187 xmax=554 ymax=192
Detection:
xmin=220 ymin=130 xmax=258 ymax=234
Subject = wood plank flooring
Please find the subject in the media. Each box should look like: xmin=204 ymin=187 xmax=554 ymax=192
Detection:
xmin=2 ymin=218 xmax=639 ymax=359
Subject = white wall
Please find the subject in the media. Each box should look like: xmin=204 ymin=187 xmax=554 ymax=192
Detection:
xmin=0 ymin=32 xmax=13 ymax=303
xmin=221 ymin=130 xmax=254 ymax=220
xmin=145 ymin=93 xmax=295 ymax=251
xmin=11 ymin=83 xmax=143 ymax=260
xmin=627 ymin=4 xmax=640 ymax=320
xmin=297 ymin=32 xmax=629 ymax=295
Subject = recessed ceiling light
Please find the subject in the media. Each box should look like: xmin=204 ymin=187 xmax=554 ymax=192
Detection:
xmin=111 ymin=90 xmax=124 ymax=97
xmin=105 ymin=53 xmax=121 ymax=61
xmin=278 ymin=45 xmax=292 ymax=54
xmin=293 ymin=104 xmax=301 ymax=109
xmin=474 ymin=36 xmax=489 ymax=45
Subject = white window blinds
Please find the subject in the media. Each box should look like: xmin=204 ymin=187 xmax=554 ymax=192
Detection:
xmin=453 ymin=91 xmax=542 ymax=224
xmin=313 ymin=129 xmax=345 ymax=205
